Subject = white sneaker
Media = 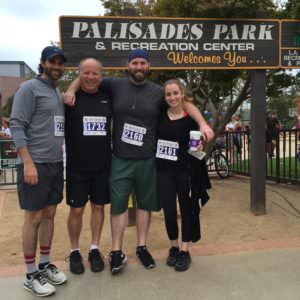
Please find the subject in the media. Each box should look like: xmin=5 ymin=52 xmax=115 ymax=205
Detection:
xmin=24 ymin=272 xmax=56 ymax=297
xmin=39 ymin=263 xmax=67 ymax=285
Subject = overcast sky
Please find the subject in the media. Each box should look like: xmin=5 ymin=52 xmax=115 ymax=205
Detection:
xmin=0 ymin=0 xmax=104 ymax=72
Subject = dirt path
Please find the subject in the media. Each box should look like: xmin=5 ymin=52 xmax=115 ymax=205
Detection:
xmin=0 ymin=177 xmax=299 ymax=267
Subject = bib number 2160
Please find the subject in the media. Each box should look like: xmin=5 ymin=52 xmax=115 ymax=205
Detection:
xmin=121 ymin=123 xmax=146 ymax=146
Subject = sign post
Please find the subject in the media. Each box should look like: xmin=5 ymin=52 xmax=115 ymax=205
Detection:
xmin=250 ymin=70 xmax=266 ymax=215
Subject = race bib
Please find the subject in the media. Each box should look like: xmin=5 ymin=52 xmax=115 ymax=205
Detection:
xmin=83 ymin=116 xmax=107 ymax=136
xmin=121 ymin=123 xmax=146 ymax=146
xmin=156 ymin=139 xmax=179 ymax=161
xmin=54 ymin=116 xmax=64 ymax=136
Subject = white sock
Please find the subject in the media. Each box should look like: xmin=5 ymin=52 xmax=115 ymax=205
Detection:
xmin=90 ymin=245 xmax=99 ymax=251
xmin=70 ymin=248 xmax=80 ymax=253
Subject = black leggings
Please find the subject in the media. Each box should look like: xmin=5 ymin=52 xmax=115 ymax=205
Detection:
xmin=157 ymin=170 xmax=193 ymax=242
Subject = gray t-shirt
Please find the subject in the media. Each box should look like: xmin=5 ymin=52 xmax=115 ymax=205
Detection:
xmin=10 ymin=77 xmax=65 ymax=163
xmin=102 ymin=77 xmax=164 ymax=159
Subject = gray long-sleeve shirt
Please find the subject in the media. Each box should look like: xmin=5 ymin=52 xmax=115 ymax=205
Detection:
xmin=10 ymin=77 xmax=64 ymax=163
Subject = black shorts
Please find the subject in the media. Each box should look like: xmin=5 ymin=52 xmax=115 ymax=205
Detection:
xmin=66 ymin=169 xmax=110 ymax=208
xmin=17 ymin=162 xmax=64 ymax=211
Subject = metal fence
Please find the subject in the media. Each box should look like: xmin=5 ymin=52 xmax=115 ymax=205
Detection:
xmin=223 ymin=129 xmax=300 ymax=184
xmin=0 ymin=168 xmax=17 ymax=186
xmin=1 ymin=131 xmax=300 ymax=186
xmin=0 ymin=138 xmax=17 ymax=186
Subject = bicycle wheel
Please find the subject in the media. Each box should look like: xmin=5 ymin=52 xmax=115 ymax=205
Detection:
xmin=215 ymin=153 xmax=229 ymax=178
xmin=206 ymin=156 xmax=212 ymax=167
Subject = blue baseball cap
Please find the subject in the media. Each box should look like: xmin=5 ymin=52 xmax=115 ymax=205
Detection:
xmin=128 ymin=48 xmax=150 ymax=63
xmin=41 ymin=46 xmax=67 ymax=61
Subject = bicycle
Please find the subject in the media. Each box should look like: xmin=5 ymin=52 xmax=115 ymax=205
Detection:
xmin=206 ymin=146 xmax=229 ymax=179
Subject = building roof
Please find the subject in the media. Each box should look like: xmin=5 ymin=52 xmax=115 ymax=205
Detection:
xmin=0 ymin=61 xmax=35 ymax=77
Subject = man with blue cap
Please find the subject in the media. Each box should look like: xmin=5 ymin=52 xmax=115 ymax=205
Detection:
xmin=64 ymin=48 xmax=213 ymax=275
xmin=10 ymin=46 xmax=67 ymax=296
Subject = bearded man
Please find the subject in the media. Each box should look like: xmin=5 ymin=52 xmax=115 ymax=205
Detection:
xmin=10 ymin=46 xmax=67 ymax=297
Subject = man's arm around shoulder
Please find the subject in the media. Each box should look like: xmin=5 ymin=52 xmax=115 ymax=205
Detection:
xmin=183 ymin=101 xmax=214 ymax=141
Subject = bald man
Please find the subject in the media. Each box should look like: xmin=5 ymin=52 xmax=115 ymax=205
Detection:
xmin=65 ymin=58 xmax=112 ymax=274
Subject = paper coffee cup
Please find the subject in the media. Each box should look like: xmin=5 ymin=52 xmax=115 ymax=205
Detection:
xmin=189 ymin=130 xmax=201 ymax=151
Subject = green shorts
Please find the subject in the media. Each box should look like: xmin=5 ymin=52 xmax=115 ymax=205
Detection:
xmin=109 ymin=156 xmax=160 ymax=215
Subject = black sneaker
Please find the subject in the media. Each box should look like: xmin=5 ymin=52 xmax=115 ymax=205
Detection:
xmin=175 ymin=251 xmax=191 ymax=272
xmin=136 ymin=246 xmax=156 ymax=269
xmin=166 ymin=246 xmax=179 ymax=267
xmin=69 ymin=250 xmax=85 ymax=274
xmin=109 ymin=250 xmax=127 ymax=275
xmin=88 ymin=249 xmax=104 ymax=272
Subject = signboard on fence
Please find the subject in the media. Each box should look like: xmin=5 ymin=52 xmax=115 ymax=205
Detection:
xmin=281 ymin=20 xmax=300 ymax=68
xmin=0 ymin=139 xmax=17 ymax=169
xmin=60 ymin=16 xmax=281 ymax=69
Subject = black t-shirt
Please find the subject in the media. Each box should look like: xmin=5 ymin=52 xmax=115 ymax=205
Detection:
xmin=156 ymin=109 xmax=198 ymax=172
xmin=101 ymin=78 xmax=164 ymax=159
xmin=65 ymin=88 xmax=112 ymax=170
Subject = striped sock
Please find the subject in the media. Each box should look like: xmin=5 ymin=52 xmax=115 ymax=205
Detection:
xmin=24 ymin=254 xmax=37 ymax=275
xmin=39 ymin=246 xmax=50 ymax=265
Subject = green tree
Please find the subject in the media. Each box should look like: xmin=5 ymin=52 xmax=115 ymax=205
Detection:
xmin=58 ymin=70 xmax=78 ymax=93
xmin=2 ymin=95 xmax=14 ymax=118
xmin=154 ymin=0 xmax=277 ymax=18
xmin=101 ymin=0 xmax=156 ymax=16
xmin=267 ymin=82 xmax=300 ymax=128
xmin=281 ymin=0 xmax=300 ymax=18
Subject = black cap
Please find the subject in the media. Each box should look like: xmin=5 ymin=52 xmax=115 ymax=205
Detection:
xmin=128 ymin=48 xmax=150 ymax=63
xmin=41 ymin=46 xmax=67 ymax=61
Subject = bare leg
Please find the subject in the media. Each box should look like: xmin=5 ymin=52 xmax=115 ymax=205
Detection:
xmin=271 ymin=140 xmax=276 ymax=156
xmin=38 ymin=205 xmax=57 ymax=252
xmin=171 ymin=240 xmax=179 ymax=248
xmin=90 ymin=203 xmax=104 ymax=246
xmin=23 ymin=210 xmax=43 ymax=258
xmin=181 ymin=242 xmax=189 ymax=252
xmin=136 ymin=209 xmax=151 ymax=246
xmin=111 ymin=211 xmax=128 ymax=250
xmin=67 ymin=206 xmax=85 ymax=249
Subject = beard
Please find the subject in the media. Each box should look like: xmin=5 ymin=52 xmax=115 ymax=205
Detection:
xmin=43 ymin=66 xmax=63 ymax=82
xmin=128 ymin=69 xmax=149 ymax=84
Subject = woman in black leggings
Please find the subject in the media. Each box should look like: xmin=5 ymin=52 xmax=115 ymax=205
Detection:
xmin=156 ymin=79 xmax=210 ymax=272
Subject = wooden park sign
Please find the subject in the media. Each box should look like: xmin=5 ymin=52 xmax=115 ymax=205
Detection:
xmin=60 ymin=16 xmax=282 ymax=70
